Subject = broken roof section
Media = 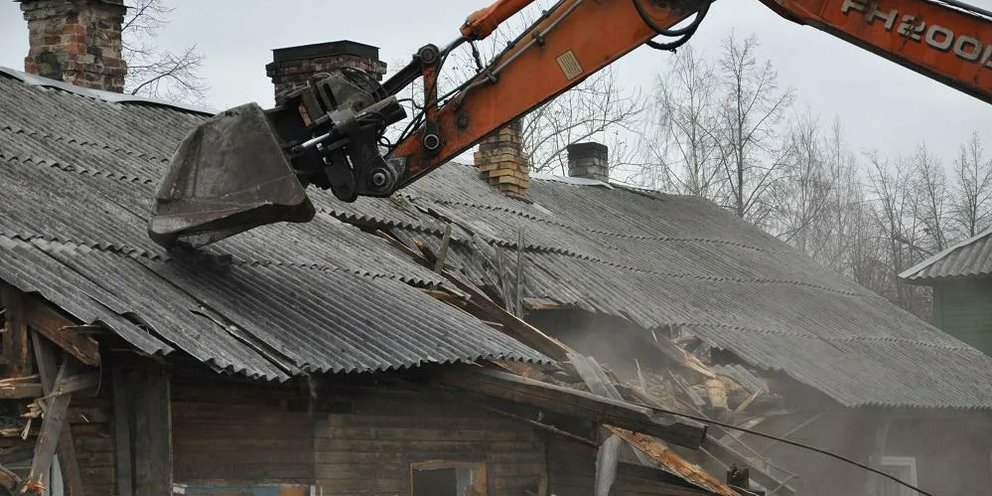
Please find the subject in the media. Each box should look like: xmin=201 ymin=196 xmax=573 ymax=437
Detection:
xmin=0 ymin=69 xmax=548 ymax=380
xmin=901 ymin=226 xmax=992 ymax=283
xmin=336 ymin=164 xmax=992 ymax=410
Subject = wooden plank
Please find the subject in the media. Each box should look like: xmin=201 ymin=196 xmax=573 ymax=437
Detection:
xmin=133 ymin=365 xmax=172 ymax=496
xmin=444 ymin=276 xmax=571 ymax=362
xmin=25 ymin=358 xmax=79 ymax=492
xmin=610 ymin=428 xmax=739 ymax=496
xmin=22 ymin=297 xmax=100 ymax=367
xmin=0 ymin=381 xmax=43 ymax=399
xmin=111 ymin=368 xmax=134 ymax=496
xmin=1 ymin=285 xmax=33 ymax=377
xmin=433 ymin=223 xmax=452 ymax=273
xmin=437 ymin=367 xmax=705 ymax=449
xmin=572 ymin=355 xmax=655 ymax=487
xmin=32 ymin=332 xmax=85 ymax=496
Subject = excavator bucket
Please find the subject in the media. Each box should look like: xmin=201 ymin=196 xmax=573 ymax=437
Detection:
xmin=149 ymin=103 xmax=315 ymax=248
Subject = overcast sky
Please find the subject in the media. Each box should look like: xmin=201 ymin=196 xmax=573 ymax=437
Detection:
xmin=2 ymin=0 xmax=991 ymax=163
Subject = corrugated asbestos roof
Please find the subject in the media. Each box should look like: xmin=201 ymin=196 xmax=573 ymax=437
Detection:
xmin=338 ymin=166 xmax=992 ymax=410
xmin=900 ymin=226 xmax=992 ymax=283
xmin=3 ymin=68 xmax=992 ymax=409
xmin=0 ymin=70 xmax=548 ymax=381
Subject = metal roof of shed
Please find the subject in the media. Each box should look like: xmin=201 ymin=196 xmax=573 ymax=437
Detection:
xmin=900 ymin=226 xmax=992 ymax=283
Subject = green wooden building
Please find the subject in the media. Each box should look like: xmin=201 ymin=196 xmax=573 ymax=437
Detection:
xmin=901 ymin=227 xmax=992 ymax=355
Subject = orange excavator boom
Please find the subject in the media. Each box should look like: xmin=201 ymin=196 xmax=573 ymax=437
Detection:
xmin=758 ymin=0 xmax=992 ymax=104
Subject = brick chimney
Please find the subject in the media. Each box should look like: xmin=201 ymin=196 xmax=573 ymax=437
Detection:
xmin=567 ymin=142 xmax=609 ymax=182
xmin=474 ymin=121 xmax=530 ymax=199
xmin=19 ymin=0 xmax=127 ymax=92
xmin=266 ymin=40 xmax=387 ymax=105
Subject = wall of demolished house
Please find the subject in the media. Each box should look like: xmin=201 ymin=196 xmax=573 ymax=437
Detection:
xmin=527 ymin=308 xmax=992 ymax=496
xmin=169 ymin=371 xmax=547 ymax=494
xmin=167 ymin=368 xmax=712 ymax=496
xmin=172 ymin=371 xmax=725 ymax=495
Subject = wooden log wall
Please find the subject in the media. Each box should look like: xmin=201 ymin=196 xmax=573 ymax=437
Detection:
xmin=313 ymin=389 xmax=547 ymax=495
xmin=69 ymin=395 xmax=116 ymax=495
xmin=170 ymin=376 xmax=315 ymax=485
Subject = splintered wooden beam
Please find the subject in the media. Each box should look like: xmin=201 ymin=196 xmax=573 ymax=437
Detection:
xmin=610 ymin=428 xmax=740 ymax=496
xmin=32 ymin=332 xmax=85 ymax=496
xmin=22 ymin=296 xmax=100 ymax=367
xmin=437 ymin=368 xmax=706 ymax=449
xmin=0 ymin=377 xmax=43 ymax=399
xmin=24 ymin=356 xmax=81 ymax=493
xmin=443 ymin=275 xmax=571 ymax=362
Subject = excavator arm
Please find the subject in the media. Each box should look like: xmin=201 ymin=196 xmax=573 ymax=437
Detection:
xmin=756 ymin=0 xmax=992 ymax=104
xmin=390 ymin=0 xmax=699 ymax=188
xmin=148 ymin=0 xmax=992 ymax=249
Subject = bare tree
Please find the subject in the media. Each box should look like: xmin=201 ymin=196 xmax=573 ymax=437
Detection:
xmin=816 ymin=119 xmax=865 ymax=274
xmin=772 ymin=108 xmax=830 ymax=252
xmin=951 ymin=132 xmax=992 ymax=238
xmin=523 ymin=67 xmax=645 ymax=174
xmin=911 ymin=144 xmax=950 ymax=252
xmin=638 ymin=45 xmax=725 ymax=199
xmin=122 ymin=0 xmax=206 ymax=104
xmin=715 ymin=33 xmax=794 ymax=226
xmin=865 ymin=152 xmax=930 ymax=316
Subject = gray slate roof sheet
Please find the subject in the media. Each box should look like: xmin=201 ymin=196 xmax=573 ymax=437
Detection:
xmin=900 ymin=226 xmax=992 ymax=282
xmin=0 ymin=70 xmax=548 ymax=380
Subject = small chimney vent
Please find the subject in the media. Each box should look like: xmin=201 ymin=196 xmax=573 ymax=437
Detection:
xmin=20 ymin=0 xmax=128 ymax=92
xmin=567 ymin=142 xmax=609 ymax=182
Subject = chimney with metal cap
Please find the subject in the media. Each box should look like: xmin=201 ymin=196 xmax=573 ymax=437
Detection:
xmin=265 ymin=40 xmax=387 ymax=105
xmin=19 ymin=0 xmax=128 ymax=92
xmin=567 ymin=142 xmax=609 ymax=182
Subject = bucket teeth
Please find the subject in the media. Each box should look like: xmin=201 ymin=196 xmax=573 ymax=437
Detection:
xmin=149 ymin=103 xmax=315 ymax=248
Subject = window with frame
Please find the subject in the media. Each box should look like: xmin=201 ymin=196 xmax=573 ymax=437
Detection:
xmin=880 ymin=456 xmax=918 ymax=496
xmin=410 ymin=461 xmax=487 ymax=496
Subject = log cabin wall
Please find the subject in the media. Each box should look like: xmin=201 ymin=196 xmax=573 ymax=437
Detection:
xmin=68 ymin=395 xmax=116 ymax=495
xmin=313 ymin=388 xmax=547 ymax=495
xmin=168 ymin=373 xmax=549 ymax=495
xmin=170 ymin=375 xmax=315 ymax=486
